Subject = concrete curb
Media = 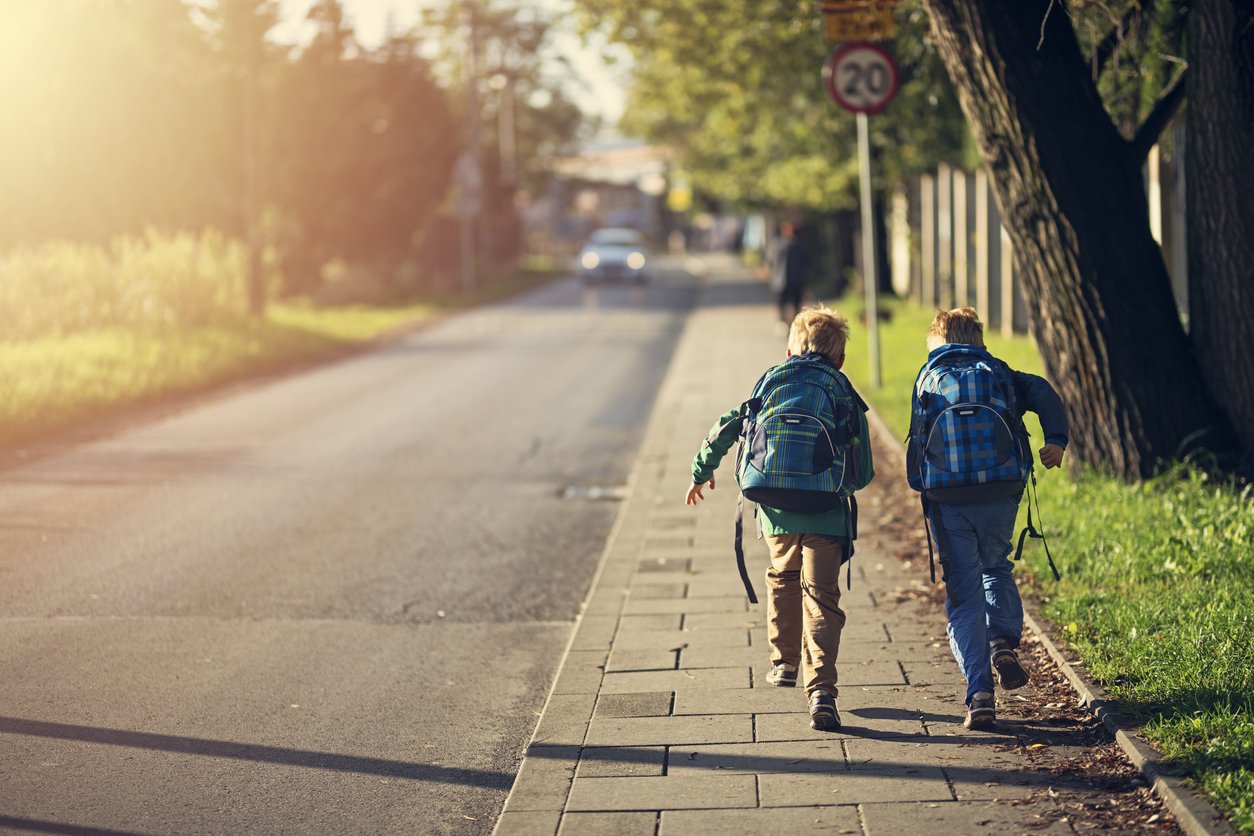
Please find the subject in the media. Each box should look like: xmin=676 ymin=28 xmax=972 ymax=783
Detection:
xmin=864 ymin=402 xmax=1234 ymax=836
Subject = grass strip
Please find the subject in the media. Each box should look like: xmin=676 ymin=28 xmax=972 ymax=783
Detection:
xmin=825 ymin=291 xmax=1254 ymax=832
xmin=0 ymin=268 xmax=560 ymax=451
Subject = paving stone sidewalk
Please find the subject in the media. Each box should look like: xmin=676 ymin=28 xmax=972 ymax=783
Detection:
xmin=493 ymin=258 xmax=1103 ymax=835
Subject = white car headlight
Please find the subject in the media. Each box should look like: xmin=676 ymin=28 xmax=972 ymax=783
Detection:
xmin=580 ymin=251 xmax=600 ymax=270
xmin=626 ymin=252 xmax=646 ymax=270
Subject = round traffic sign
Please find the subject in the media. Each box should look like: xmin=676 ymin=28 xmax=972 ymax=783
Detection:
xmin=823 ymin=43 xmax=900 ymax=114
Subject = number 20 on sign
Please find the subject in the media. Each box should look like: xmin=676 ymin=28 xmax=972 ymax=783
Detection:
xmin=822 ymin=42 xmax=900 ymax=114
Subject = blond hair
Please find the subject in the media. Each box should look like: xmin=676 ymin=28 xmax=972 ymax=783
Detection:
xmin=788 ymin=306 xmax=849 ymax=364
xmin=927 ymin=307 xmax=985 ymax=347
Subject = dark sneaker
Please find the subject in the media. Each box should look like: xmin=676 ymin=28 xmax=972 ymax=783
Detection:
xmin=990 ymin=638 xmax=1030 ymax=690
xmin=964 ymin=691 xmax=996 ymax=730
xmin=765 ymin=663 xmax=798 ymax=688
xmin=809 ymin=690 xmax=841 ymax=731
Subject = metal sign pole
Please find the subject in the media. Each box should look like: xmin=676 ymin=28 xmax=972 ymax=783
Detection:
xmin=857 ymin=112 xmax=882 ymax=389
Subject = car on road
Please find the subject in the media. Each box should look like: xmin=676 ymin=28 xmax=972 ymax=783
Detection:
xmin=577 ymin=227 xmax=649 ymax=284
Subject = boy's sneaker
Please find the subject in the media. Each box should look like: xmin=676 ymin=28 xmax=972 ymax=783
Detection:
xmin=808 ymin=690 xmax=841 ymax=731
xmin=990 ymin=638 xmax=1030 ymax=690
xmin=765 ymin=663 xmax=798 ymax=688
xmin=964 ymin=691 xmax=996 ymax=730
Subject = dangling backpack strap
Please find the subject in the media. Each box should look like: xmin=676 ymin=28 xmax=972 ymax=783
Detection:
xmin=844 ymin=495 xmax=858 ymax=590
xmin=734 ymin=491 xmax=758 ymax=603
xmin=1013 ymin=473 xmax=1062 ymax=580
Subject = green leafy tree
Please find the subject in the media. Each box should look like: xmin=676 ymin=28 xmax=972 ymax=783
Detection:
xmin=266 ymin=0 xmax=457 ymax=292
xmin=577 ymin=0 xmax=967 ymax=211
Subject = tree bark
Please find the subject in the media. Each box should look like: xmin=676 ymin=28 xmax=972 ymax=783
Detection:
xmin=1187 ymin=0 xmax=1254 ymax=459
xmin=921 ymin=0 xmax=1233 ymax=479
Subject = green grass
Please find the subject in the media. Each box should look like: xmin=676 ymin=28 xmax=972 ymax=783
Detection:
xmin=0 ymin=239 xmax=561 ymax=451
xmin=826 ymin=292 xmax=1254 ymax=832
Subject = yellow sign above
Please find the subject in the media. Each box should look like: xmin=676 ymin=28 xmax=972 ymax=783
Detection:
xmin=822 ymin=5 xmax=897 ymax=42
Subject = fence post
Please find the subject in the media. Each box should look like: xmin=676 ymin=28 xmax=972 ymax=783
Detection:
xmin=1000 ymin=224 xmax=1014 ymax=339
xmin=953 ymin=169 xmax=968 ymax=308
xmin=937 ymin=163 xmax=952 ymax=309
xmin=920 ymin=174 xmax=935 ymax=309
xmin=975 ymin=169 xmax=990 ymax=320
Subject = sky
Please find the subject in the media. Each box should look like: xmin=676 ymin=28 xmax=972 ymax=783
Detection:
xmin=274 ymin=0 xmax=630 ymax=124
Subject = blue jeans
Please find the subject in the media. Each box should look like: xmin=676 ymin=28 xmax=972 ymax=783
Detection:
xmin=932 ymin=496 xmax=1023 ymax=704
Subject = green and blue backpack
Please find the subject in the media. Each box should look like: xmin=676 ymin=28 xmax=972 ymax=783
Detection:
xmin=733 ymin=353 xmax=874 ymax=601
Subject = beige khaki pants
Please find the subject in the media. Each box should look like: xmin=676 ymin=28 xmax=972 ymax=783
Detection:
xmin=764 ymin=533 xmax=846 ymax=697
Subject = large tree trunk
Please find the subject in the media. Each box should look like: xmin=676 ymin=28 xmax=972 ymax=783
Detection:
xmin=921 ymin=0 xmax=1233 ymax=479
xmin=1187 ymin=0 xmax=1254 ymax=459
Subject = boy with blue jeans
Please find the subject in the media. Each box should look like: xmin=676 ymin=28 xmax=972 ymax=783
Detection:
xmin=916 ymin=308 xmax=1067 ymax=730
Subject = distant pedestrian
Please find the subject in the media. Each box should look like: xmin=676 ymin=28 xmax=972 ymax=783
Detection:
xmin=685 ymin=307 xmax=874 ymax=731
xmin=905 ymin=308 xmax=1068 ymax=730
xmin=770 ymin=223 xmax=808 ymax=327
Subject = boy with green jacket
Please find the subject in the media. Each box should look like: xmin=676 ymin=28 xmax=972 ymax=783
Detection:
xmin=685 ymin=307 xmax=873 ymax=731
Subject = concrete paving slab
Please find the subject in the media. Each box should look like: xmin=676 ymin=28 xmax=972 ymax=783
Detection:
xmin=644 ymin=536 xmax=693 ymax=551
xmin=860 ymin=640 xmax=953 ymax=663
xmin=667 ymin=740 xmax=845 ymax=775
xmin=504 ymin=745 xmax=580 ymax=812
xmin=566 ymin=775 xmax=757 ymax=812
xmin=673 ymin=612 xmax=766 ymax=631
xmin=601 ymin=667 xmax=748 ymax=693
xmin=839 ymin=685 xmax=967 ymax=726
xmin=495 ymin=811 xmax=561 ymax=836
xmin=576 ymin=747 xmax=666 ymax=779
xmin=946 ymin=764 xmax=1073 ymax=801
xmin=650 ymin=514 xmax=697 ymax=530
xmin=772 ymin=658 xmax=908 ymax=687
xmin=569 ymin=617 xmax=622 ymax=652
xmin=551 ymin=651 xmax=608 ymax=695
xmin=860 ymin=800 xmax=1072 ymax=835
xmin=672 ymin=687 xmax=805 ymax=716
xmin=753 ymin=711 xmax=916 ymax=742
xmin=622 ymin=597 xmax=747 ymax=616
xmin=605 ymin=648 xmax=677 ymax=673
xmin=594 ymin=692 xmax=673 ymax=719
xmin=845 ymin=737 xmax=1028 ymax=772
xmin=627 ymin=584 xmax=687 ymax=600
xmin=660 ymin=806 xmax=861 ymax=835
xmin=683 ymin=577 xmax=757 ymax=598
xmin=636 ymin=560 xmax=690 ymax=575
xmin=758 ymin=767 xmax=953 ymax=806
xmin=618 ymin=613 xmax=684 ymax=631
xmin=584 ymin=714 xmax=753 ymax=747
xmin=610 ymin=629 xmax=750 ymax=652
xmin=558 ymin=811 xmax=658 ymax=835
xmin=532 ymin=693 xmax=596 ymax=746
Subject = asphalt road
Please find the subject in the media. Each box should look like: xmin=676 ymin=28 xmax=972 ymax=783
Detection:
xmin=0 ymin=259 xmax=702 ymax=834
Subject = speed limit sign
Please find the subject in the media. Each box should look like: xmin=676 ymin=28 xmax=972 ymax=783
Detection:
xmin=823 ymin=43 xmax=900 ymax=114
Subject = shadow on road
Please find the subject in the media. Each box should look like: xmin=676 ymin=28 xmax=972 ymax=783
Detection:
xmin=0 ymin=716 xmax=512 ymax=788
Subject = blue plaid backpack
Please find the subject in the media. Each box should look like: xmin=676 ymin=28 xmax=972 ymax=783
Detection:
xmin=906 ymin=345 xmax=1030 ymax=500
xmin=905 ymin=344 xmax=1060 ymax=589
xmin=732 ymin=353 xmax=873 ymax=601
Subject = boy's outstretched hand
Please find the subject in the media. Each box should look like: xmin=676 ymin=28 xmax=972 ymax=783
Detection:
xmin=1039 ymin=443 xmax=1065 ymax=469
xmin=686 ymin=477 xmax=715 ymax=505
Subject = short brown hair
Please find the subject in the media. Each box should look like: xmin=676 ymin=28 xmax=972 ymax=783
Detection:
xmin=788 ymin=306 xmax=849 ymax=364
xmin=927 ymin=307 xmax=985 ymax=347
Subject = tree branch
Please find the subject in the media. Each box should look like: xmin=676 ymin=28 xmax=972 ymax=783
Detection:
xmin=1130 ymin=67 xmax=1188 ymax=160
xmin=1094 ymin=0 xmax=1155 ymax=77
